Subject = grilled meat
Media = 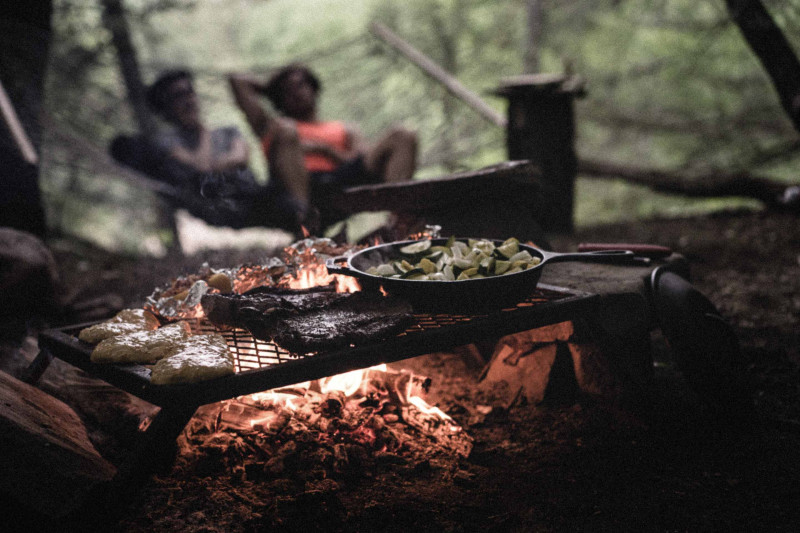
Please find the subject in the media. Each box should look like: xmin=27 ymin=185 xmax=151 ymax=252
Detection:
xmin=271 ymin=292 xmax=414 ymax=353
xmin=200 ymin=284 xmax=347 ymax=333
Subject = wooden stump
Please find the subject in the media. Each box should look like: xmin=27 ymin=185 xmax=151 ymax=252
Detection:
xmin=0 ymin=370 xmax=116 ymax=520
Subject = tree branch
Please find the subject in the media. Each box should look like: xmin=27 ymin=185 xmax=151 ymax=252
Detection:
xmin=578 ymin=157 xmax=794 ymax=208
xmin=724 ymin=0 xmax=800 ymax=133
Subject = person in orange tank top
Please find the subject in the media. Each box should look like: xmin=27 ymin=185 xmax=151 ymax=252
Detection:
xmin=229 ymin=64 xmax=417 ymax=229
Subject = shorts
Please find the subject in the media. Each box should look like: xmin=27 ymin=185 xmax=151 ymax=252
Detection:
xmin=309 ymin=155 xmax=378 ymax=191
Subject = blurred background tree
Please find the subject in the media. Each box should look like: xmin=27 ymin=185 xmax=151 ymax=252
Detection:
xmin=37 ymin=0 xmax=800 ymax=254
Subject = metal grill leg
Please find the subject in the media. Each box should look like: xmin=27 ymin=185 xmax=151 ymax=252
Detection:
xmin=115 ymin=405 xmax=198 ymax=483
xmin=78 ymin=404 xmax=198 ymax=526
xmin=20 ymin=348 xmax=54 ymax=384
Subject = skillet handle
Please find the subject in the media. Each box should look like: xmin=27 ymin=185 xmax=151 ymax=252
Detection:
xmin=578 ymin=242 xmax=672 ymax=259
xmin=325 ymin=255 xmax=354 ymax=276
xmin=539 ymin=249 xmax=636 ymax=265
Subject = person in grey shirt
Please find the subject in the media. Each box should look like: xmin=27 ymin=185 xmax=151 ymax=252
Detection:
xmin=146 ymin=70 xmax=249 ymax=175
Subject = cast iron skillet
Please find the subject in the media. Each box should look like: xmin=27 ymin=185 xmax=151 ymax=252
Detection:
xmin=326 ymin=238 xmax=634 ymax=311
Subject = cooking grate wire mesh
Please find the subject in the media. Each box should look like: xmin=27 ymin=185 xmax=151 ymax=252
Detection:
xmin=186 ymin=288 xmax=568 ymax=373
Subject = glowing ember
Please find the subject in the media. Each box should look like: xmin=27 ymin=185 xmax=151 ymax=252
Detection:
xmin=406 ymin=224 xmax=441 ymax=241
xmin=407 ymin=395 xmax=456 ymax=424
xmin=182 ymin=365 xmax=472 ymax=461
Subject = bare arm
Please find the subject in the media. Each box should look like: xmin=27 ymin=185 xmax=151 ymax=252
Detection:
xmin=228 ymin=73 xmax=273 ymax=138
xmin=212 ymin=134 xmax=250 ymax=171
xmin=168 ymin=126 xmax=213 ymax=171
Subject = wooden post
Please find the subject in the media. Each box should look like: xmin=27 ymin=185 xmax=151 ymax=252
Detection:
xmin=494 ymin=74 xmax=584 ymax=233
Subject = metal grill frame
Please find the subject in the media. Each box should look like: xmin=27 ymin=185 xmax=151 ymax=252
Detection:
xmin=30 ymin=284 xmax=596 ymax=409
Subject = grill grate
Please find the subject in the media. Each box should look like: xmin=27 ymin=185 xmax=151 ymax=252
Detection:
xmin=187 ymin=287 xmax=571 ymax=374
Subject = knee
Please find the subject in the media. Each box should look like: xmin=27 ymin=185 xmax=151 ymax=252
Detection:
xmin=388 ymin=126 xmax=417 ymax=150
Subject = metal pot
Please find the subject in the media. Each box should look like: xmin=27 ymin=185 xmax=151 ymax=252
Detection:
xmin=326 ymin=238 xmax=634 ymax=311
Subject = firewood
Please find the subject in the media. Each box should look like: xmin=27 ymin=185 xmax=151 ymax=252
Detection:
xmin=0 ymin=370 xmax=116 ymax=519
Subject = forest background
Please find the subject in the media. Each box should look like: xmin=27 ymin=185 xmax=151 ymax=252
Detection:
xmin=41 ymin=0 xmax=800 ymax=254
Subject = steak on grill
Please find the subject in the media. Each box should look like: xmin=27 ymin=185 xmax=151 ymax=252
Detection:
xmin=271 ymin=292 xmax=414 ymax=353
xmin=201 ymin=284 xmax=348 ymax=332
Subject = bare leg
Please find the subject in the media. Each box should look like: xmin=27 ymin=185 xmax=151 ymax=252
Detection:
xmin=268 ymin=119 xmax=310 ymax=204
xmin=364 ymin=126 xmax=417 ymax=183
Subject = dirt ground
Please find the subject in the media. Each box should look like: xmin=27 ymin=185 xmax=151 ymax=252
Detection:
xmin=8 ymin=209 xmax=800 ymax=532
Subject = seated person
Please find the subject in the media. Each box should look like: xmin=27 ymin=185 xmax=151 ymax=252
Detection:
xmin=146 ymin=69 xmax=249 ymax=176
xmin=228 ymin=64 xmax=418 ymax=225
xmin=112 ymin=70 xmax=302 ymax=231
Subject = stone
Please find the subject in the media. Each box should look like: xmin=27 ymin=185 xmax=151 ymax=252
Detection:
xmin=0 ymin=227 xmax=60 ymax=328
xmin=478 ymin=321 xmax=635 ymax=405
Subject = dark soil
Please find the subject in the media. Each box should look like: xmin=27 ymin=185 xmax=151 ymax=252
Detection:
xmin=8 ymin=209 xmax=800 ymax=532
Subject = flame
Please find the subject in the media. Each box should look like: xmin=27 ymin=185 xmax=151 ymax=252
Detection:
xmin=407 ymin=396 xmax=456 ymax=425
xmin=286 ymin=262 xmax=360 ymax=293
xmin=233 ymin=265 xmax=279 ymax=294
xmin=317 ymin=364 xmax=388 ymax=397
xmin=238 ymin=364 xmax=452 ymax=429
xmin=280 ymin=242 xmax=360 ymax=292
xmin=406 ymin=224 xmax=441 ymax=241
xmin=406 ymin=231 xmax=433 ymax=241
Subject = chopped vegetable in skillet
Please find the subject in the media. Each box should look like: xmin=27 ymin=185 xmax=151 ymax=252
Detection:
xmin=365 ymin=237 xmax=542 ymax=281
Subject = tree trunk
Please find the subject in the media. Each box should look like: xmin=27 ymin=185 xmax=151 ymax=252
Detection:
xmin=0 ymin=0 xmax=52 ymax=236
xmin=524 ymin=0 xmax=543 ymax=73
xmin=433 ymin=8 xmax=460 ymax=172
xmin=101 ymin=0 xmax=157 ymax=138
xmin=724 ymin=0 xmax=800 ymax=133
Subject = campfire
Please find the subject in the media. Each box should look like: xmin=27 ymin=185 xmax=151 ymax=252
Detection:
xmin=116 ymin=235 xmax=621 ymax=476
xmin=24 ymin=229 xmax=644 ymax=533
xmin=178 ymin=364 xmax=472 ymax=482
xmin=140 ymin=236 xmax=473 ymax=479
xmin=12 ymin=228 xmax=666 ymax=533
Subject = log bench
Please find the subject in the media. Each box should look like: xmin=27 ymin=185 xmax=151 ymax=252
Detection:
xmin=320 ymin=160 xmax=548 ymax=244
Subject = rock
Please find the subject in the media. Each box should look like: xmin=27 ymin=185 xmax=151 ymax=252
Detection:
xmin=0 ymin=227 xmax=60 ymax=329
xmin=0 ymin=369 xmax=116 ymax=520
xmin=478 ymin=321 xmax=634 ymax=405
xmin=478 ymin=322 xmax=570 ymax=404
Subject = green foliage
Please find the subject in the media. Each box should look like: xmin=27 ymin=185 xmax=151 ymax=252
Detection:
xmin=40 ymin=0 xmax=800 ymax=252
